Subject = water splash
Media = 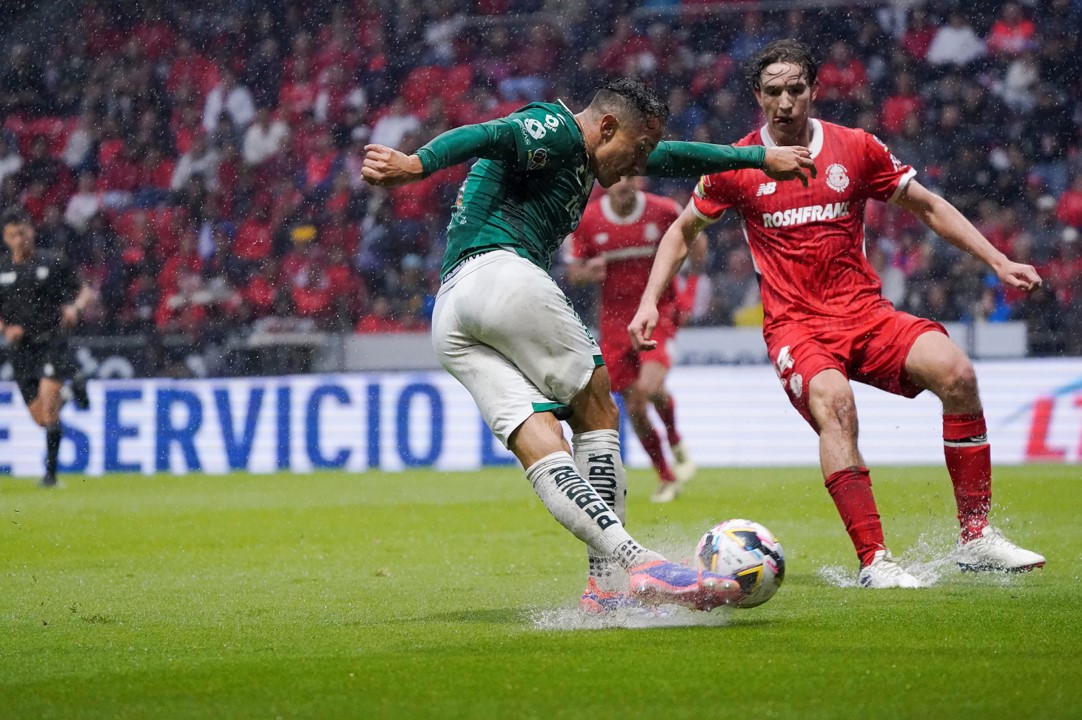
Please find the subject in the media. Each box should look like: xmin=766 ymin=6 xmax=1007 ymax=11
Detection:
xmin=530 ymin=603 xmax=734 ymax=631
xmin=816 ymin=530 xmax=1023 ymax=588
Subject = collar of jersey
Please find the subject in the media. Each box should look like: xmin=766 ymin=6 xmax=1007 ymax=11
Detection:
xmin=600 ymin=191 xmax=646 ymax=225
xmin=759 ymin=117 xmax=823 ymax=159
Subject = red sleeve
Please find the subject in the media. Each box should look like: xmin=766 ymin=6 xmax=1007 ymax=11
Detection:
xmin=690 ymin=173 xmax=738 ymax=221
xmin=862 ymin=132 xmax=916 ymax=203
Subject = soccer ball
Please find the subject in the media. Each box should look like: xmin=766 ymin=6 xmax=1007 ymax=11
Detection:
xmin=694 ymin=519 xmax=785 ymax=608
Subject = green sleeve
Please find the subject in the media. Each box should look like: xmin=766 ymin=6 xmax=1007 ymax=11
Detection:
xmin=644 ymin=141 xmax=766 ymax=178
xmin=415 ymin=121 xmax=519 ymax=176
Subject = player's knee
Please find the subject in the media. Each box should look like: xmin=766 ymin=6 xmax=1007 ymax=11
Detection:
xmin=810 ymin=390 xmax=857 ymax=434
xmin=939 ymin=358 xmax=979 ymax=402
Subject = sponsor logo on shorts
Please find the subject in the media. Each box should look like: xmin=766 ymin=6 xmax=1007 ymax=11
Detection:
xmin=789 ymin=373 xmax=803 ymax=398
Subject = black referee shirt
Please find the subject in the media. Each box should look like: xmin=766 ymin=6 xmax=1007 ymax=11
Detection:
xmin=0 ymin=249 xmax=79 ymax=341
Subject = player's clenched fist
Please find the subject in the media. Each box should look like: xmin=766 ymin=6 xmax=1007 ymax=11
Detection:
xmin=362 ymin=144 xmax=425 ymax=187
xmin=762 ymin=146 xmax=817 ymax=187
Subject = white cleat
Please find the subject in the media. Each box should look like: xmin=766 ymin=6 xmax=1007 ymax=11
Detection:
xmin=671 ymin=441 xmax=696 ymax=484
xmin=858 ymin=549 xmax=922 ymax=589
xmin=650 ymin=480 xmax=680 ymax=503
xmin=955 ymin=526 xmax=1045 ymax=573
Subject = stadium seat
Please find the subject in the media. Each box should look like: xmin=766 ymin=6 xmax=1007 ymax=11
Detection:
xmin=401 ymin=66 xmax=446 ymax=113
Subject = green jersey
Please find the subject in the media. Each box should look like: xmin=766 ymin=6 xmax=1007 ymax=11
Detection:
xmin=415 ymin=101 xmax=769 ymax=280
xmin=424 ymin=102 xmax=590 ymax=279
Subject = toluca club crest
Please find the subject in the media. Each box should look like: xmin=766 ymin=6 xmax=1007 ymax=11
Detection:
xmin=825 ymin=163 xmax=850 ymax=193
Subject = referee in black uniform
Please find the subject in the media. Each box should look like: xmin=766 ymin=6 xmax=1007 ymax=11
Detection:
xmin=0 ymin=207 xmax=94 ymax=487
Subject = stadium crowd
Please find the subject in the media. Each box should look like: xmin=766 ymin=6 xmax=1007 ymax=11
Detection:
xmin=1 ymin=0 xmax=1080 ymax=365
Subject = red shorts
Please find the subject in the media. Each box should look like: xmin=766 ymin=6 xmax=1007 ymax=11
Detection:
xmin=764 ymin=308 xmax=947 ymax=430
xmin=601 ymin=314 xmax=676 ymax=394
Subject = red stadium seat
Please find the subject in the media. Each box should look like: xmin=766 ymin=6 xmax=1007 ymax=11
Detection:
xmin=401 ymin=66 xmax=446 ymax=113
xmin=440 ymin=64 xmax=474 ymax=105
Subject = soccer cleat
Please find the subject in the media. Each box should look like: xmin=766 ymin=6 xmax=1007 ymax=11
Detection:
xmin=671 ymin=440 xmax=696 ymax=484
xmin=628 ymin=560 xmax=742 ymax=610
xmin=858 ymin=549 xmax=921 ymax=589
xmin=71 ymin=375 xmax=90 ymax=410
xmin=578 ymin=578 xmax=641 ymax=614
xmin=650 ymin=479 xmax=681 ymax=503
xmin=38 ymin=473 xmax=59 ymax=489
xmin=955 ymin=526 xmax=1045 ymax=573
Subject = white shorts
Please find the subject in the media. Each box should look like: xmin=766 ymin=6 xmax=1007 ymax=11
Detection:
xmin=432 ymin=250 xmax=602 ymax=445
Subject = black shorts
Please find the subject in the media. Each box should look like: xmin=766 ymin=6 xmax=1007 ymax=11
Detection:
xmin=9 ymin=338 xmax=77 ymax=406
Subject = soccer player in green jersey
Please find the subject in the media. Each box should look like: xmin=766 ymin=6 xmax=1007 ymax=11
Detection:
xmin=363 ymin=78 xmax=815 ymax=612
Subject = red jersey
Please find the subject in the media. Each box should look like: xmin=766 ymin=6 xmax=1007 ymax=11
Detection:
xmin=691 ymin=119 xmax=916 ymax=329
xmin=567 ymin=191 xmax=681 ymax=341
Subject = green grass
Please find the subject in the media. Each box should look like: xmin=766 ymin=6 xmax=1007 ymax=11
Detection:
xmin=1 ymin=465 xmax=1079 ymax=719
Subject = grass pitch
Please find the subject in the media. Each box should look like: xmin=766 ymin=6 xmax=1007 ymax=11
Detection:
xmin=1 ymin=465 xmax=1079 ymax=719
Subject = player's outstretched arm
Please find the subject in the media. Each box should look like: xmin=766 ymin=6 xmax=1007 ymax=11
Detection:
xmin=896 ymin=180 xmax=1042 ymax=292
xmin=363 ymin=120 xmax=519 ymax=188
xmin=644 ymin=142 xmax=815 ymax=185
xmin=630 ymin=204 xmax=712 ymax=350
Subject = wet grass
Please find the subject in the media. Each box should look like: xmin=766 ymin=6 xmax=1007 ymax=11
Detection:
xmin=1 ymin=465 xmax=1078 ymax=719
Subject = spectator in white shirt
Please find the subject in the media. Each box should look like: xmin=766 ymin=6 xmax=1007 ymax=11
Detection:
xmin=203 ymin=68 xmax=256 ymax=136
xmin=62 ymin=110 xmax=98 ymax=174
xmin=369 ymin=96 xmax=420 ymax=150
xmin=171 ymin=131 xmax=220 ymax=192
xmin=242 ymin=106 xmax=290 ymax=167
xmin=64 ymin=171 xmax=102 ymax=233
xmin=926 ymin=11 xmax=986 ymax=68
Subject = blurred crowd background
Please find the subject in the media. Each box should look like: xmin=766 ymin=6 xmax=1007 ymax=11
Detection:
xmin=1 ymin=0 xmax=1080 ymax=372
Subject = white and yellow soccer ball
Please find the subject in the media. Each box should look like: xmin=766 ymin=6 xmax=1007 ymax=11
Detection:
xmin=694 ymin=519 xmax=785 ymax=608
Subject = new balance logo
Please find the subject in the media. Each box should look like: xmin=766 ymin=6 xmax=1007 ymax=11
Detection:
xmin=756 ymin=182 xmax=777 ymax=196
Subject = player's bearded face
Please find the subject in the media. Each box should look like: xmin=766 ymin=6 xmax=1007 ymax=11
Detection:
xmin=755 ymin=62 xmax=815 ymax=142
xmin=595 ymin=115 xmax=663 ymax=188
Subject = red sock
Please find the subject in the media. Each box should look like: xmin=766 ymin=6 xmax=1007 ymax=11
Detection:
xmin=944 ymin=413 xmax=991 ymax=541
xmin=638 ymin=427 xmax=675 ymax=484
xmin=654 ymin=395 xmax=681 ymax=447
xmin=825 ymin=467 xmax=884 ymax=566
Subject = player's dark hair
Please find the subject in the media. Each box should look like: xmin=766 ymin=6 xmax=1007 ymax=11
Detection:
xmin=1 ymin=206 xmax=32 ymax=228
xmin=748 ymin=39 xmax=818 ymax=90
xmin=588 ymin=77 xmax=669 ymax=124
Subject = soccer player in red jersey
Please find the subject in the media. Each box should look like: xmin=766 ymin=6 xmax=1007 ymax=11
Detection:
xmin=566 ymin=176 xmax=697 ymax=503
xmin=630 ymin=40 xmax=1045 ymax=587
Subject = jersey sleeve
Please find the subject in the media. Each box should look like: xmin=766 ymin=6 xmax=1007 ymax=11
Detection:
xmin=862 ymin=132 xmax=917 ymax=203
xmin=415 ymin=120 xmax=519 ymax=175
xmin=690 ymin=173 xmax=738 ymax=222
xmin=503 ymin=105 xmax=580 ymax=173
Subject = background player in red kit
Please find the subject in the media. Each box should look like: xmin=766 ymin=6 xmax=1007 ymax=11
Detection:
xmin=630 ymin=40 xmax=1045 ymax=587
xmin=566 ymin=176 xmax=697 ymax=503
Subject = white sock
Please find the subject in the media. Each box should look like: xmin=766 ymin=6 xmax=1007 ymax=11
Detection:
xmin=573 ymin=430 xmax=629 ymax=591
xmin=525 ymin=451 xmax=660 ymax=571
